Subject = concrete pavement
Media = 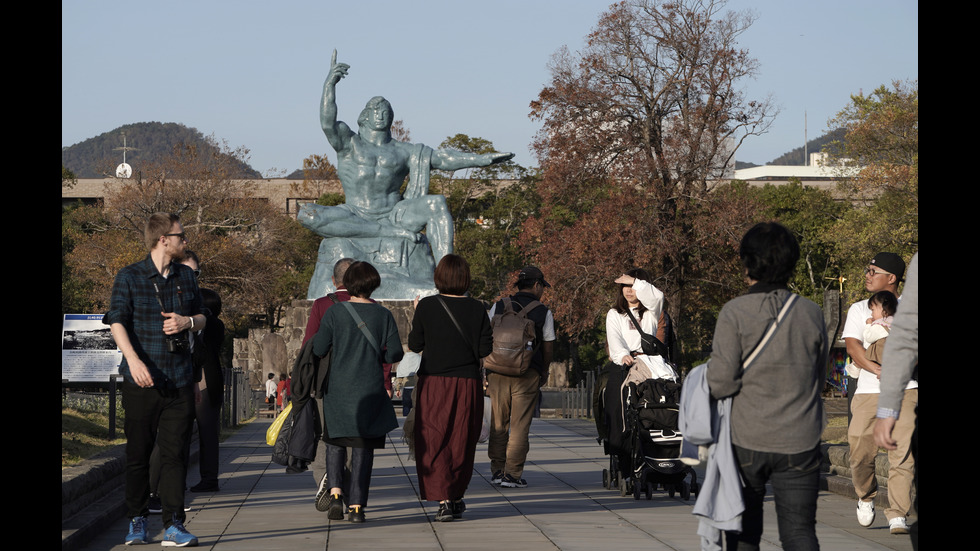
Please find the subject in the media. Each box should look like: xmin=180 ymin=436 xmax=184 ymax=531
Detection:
xmin=69 ymin=413 xmax=915 ymax=551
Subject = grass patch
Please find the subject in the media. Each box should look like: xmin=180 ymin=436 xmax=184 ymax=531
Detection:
xmin=822 ymin=413 xmax=849 ymax=445
xmin=826 ymin=415 xmax=847 ymax=427
xmin=62 ymin=407 xmax=126 ymax=468
xmin=62 ymin=394 xmax=255 ymax=469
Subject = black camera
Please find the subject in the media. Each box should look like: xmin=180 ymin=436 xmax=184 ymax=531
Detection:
xmin=166 ymin=334 xmax=190 ymax=354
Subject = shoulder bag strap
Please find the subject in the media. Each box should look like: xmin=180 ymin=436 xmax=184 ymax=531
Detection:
xmin=743 ymin=293 xmax=798 ymax=371
xmin=340 ymin=301 xmax=382 ymax=359
xmin=623 ymin=307 xmax=669 ymax=357
xmin=436 ymin=296 xmax=480 ymax=364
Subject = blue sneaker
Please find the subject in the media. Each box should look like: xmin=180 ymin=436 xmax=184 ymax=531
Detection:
xmin=125 ymin=516 xmax=148 ymax=545
xmin=161 ymin=517 xmax=198 ymax=547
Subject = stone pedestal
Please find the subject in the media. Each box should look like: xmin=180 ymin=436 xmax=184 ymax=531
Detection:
xmin=236 ymin=299 xmax=416 ymax=390
xmin=307 ymin=237 xmax=436 ymax=300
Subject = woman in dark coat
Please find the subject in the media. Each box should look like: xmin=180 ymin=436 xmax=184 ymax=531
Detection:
xmin=190 ymin=288 xmax=224 ymax=492
xmin=312 ymin=261 xmax=403 ymax=523
xmin=408 ymin=254 xmax=492 ymax=522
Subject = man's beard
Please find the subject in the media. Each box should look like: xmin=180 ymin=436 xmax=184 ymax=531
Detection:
xmin=168 ymin=243 xmax=186 ymax=263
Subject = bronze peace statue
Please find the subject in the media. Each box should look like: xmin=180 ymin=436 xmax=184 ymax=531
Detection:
xmin=300 ymin=50 xmax=514 ymax=300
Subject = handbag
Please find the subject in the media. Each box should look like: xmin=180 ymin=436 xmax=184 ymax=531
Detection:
xmin=266 ymin=401 xmax=293 ymax=446
xmin=623 ymin=307 xmax=670 ymax=358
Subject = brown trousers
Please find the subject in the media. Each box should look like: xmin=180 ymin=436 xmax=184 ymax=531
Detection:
xmin=487 ymin=369 xmax=540 ymax=479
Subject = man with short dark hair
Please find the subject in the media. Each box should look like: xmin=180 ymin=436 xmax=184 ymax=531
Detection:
xmin=843 ymin=252 xmax=917 ymax=535
xmin=486 ymin=266 xmax=556 ymax=488
xmin=104 ymin=212 xmax=204 ymax=546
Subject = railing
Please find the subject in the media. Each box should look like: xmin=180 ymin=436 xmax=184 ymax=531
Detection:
xmin=223 ymin=367 xmax=255 ymax=428
xmin=559 ymin=369 xmax=595 ymax=419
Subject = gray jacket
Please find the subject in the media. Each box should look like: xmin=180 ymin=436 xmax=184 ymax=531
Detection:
xmin=878 ymin=252 xmax=918 ymax=417
xmin=679 ymin=364 xmax=742 ymax=550
xmin=706 ymin=286 xmax=827 ymax=454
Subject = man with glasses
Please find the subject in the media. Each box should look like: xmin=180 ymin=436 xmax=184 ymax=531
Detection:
xmin=841 ymin=252 xmax=917 ymax=535
xmin=104 ymin=212 xmax=204 ymax=546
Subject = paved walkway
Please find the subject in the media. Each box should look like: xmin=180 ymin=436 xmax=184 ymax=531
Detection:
xmin=75 ymin=414 xmax=914 ymax=550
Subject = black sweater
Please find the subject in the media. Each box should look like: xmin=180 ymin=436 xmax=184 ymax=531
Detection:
xmin=408 ymin=295 xmax=493 ymax=379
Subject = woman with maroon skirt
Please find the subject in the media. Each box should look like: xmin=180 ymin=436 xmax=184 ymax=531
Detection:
xmin=408 ymin=254 xmax=493 ymax=522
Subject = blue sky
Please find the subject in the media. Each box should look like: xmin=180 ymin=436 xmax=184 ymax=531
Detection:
xmin=62 ymin=0 xmax=917 ymax=176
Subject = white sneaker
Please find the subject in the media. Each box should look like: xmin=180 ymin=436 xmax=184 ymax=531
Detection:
xmin=889 ymin=517 xmax=909 ymax=534
xmin=856 ymin=500 xmax=875 ymax=527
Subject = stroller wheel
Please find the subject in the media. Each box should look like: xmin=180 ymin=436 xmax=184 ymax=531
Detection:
xmin=667 ymin=483 xmax=676 ymax=498
xmin=680 ymin=481 xmax=691 ymax=501
xmin=602 ymin=468 xmax=610 ymax=489
xmin=645 ymin=482 xmax=652 ymax=500
xmin=691 ymin=480 xmax=700 ymax=498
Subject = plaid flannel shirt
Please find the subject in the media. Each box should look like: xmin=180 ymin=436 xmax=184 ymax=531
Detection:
xmin=103 ymin=255 xmax=202 ymax=388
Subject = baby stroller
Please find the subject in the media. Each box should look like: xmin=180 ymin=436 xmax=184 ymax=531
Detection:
xmin=594 ymin=358 xmax=698 ymax=500
xmin=622 ymin=376 xmax=698 ymax=500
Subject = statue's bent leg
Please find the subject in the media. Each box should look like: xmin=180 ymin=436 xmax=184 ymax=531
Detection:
xmin=298 ymin=202 xmax=382 ymax=238
xmin=392 ymin=196 xmax=453 ymax=264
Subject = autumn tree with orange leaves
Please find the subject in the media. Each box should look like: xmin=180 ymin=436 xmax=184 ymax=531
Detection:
xmin=524 ymin=0 xmax=775 ymax=364
xmin=64 ymin=138 xmax=319 ymax=331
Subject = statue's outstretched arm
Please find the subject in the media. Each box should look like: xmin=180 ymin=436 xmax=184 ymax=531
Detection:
xmin=321 ymin=49 xmax=352 ymax=151
xmin=430 ymin=149 xmax=515 ymax=171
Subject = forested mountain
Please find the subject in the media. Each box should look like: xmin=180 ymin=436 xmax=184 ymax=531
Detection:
xmin=767 ymin=128 xmax=846 ymax=166
xmin=62 ymin=122 xmax=843 ymax=180
xmin=62 ymin=122 xmax=262 ymax=179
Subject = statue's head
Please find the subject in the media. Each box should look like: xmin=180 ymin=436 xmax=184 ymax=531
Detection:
xmin=357 ymin=96 xmax=394 ymax=132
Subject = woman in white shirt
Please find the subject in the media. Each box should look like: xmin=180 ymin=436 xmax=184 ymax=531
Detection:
xmin=606 ymin=269 xmax=676 ymax=381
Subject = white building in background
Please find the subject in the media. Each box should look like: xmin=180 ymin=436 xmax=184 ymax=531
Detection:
xmin=731 ymin=152 xmax=859 ymax=193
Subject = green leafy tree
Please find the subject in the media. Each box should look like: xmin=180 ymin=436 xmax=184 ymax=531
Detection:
xmin=454 ymin=170 xmax=541 ymax=302
xmin=751 ymin=179 xmax=850 ymax=303
xmin=428 ymin=134 xmax=539 ymax=302
xmin=823 ymin=80 xmax=918 ymax=303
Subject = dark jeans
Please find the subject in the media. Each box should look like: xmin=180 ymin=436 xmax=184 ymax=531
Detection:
xmin=122 ymin=382 xmax=195 ymax=527
xmin=726 ymin=445 xmax=821 ymax=551
xmin=326 ymin=444 xmax=374 ymax=507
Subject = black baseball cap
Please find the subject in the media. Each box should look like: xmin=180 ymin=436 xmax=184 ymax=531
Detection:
xmin=516 ymin=266 xmax=550 ymax=288
xmin=870 ymin=253 xmax=906 ymax=281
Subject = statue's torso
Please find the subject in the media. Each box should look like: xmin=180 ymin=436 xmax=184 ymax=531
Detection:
xmin=337 ymin=137 xmax=412 ymax=212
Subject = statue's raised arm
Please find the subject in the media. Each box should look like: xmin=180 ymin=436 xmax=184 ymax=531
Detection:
xmin=321 ymin=49 xmax=352 ymax=151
